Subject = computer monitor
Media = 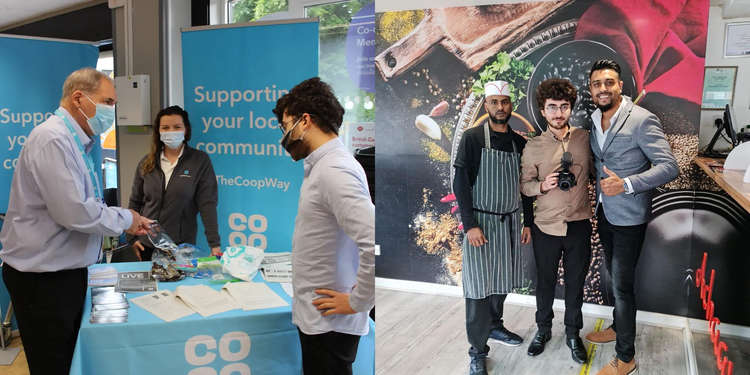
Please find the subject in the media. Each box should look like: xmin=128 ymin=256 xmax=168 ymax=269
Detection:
xmin=703 ymin=104 xmax=739 ymax=158
xmin=723 ymin=104 xmax=738 ymax=146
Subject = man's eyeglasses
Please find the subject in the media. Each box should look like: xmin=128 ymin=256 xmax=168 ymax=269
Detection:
xmin=544 ymin=104 xmax=571 ymax=113
xmin=280 ymin=116 xmax=303 ymax=134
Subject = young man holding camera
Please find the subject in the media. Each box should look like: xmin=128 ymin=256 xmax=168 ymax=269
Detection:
xmin=520 ymin=78 xmax=592 ymax=364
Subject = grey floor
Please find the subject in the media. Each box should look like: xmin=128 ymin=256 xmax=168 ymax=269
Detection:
xmin=376 ymin=288 xmax=750 ymax=375
xmin=694 ymin=333 xmax=750 ymax=375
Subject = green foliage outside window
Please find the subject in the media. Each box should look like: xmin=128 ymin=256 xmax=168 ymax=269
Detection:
xmin=231 ymin=0 xmax=288 ymax=23
xmin=231 ymin=0 xmax=375 ymax=123
xmin=307 ymin=0 xmax=374 ymax=123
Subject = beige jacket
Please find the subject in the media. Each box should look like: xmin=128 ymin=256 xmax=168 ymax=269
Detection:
xmin=520 ymin=126 xmax=592 ymax=236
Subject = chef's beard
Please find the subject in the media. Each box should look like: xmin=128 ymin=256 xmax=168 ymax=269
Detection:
xmin=488 ymin=112 xmax=510 ymax=125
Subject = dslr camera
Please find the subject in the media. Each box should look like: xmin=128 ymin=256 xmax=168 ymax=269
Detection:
xmin=558 ymin=151 xmax=576 ymax=191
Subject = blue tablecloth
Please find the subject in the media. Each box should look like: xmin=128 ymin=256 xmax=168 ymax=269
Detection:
xmin=70 ymin=262 xmax=375 ymax=374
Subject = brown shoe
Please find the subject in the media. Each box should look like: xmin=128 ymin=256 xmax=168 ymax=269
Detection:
xmin=595 ymin=357 xmax=637 ymax=375
xmin=585 ymin=327 xmax=616 ymax=344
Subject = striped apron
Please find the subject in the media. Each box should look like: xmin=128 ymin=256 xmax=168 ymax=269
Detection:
xmin=462 ymin=122 xmax=523 ymax=299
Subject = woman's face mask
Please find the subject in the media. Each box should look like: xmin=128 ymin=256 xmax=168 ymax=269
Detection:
xmin=160 ymin=131 xmax=185 ymax=149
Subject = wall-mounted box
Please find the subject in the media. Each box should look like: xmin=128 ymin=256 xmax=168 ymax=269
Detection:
xmin=115 ymin=75 xmax=150 ymax=126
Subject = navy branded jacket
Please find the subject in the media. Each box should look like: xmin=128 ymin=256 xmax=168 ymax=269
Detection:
xmin=129 ymin=145 xmax=220 ymax=247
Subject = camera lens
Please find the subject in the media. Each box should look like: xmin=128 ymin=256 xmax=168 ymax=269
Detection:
xmin=558 ymin=171 xmax=576 ymax=191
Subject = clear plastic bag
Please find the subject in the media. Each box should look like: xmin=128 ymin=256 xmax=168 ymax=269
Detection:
xmin=145 ymin=222 xmax=178 ymax=265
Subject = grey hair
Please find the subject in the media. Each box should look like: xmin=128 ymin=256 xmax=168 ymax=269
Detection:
xmin=60 ymin=67 xmax=111 ymax=105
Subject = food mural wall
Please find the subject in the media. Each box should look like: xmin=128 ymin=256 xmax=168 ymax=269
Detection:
xmin=374 ymin=0 xmax=750 ymax=326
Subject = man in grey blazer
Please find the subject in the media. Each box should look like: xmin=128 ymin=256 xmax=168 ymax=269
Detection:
xmin=584 ymin=60 xmax=678 ymax=375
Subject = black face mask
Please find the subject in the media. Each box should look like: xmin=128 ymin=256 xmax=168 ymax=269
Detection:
xmin=280 ymin=118 xmax=308 ymax=161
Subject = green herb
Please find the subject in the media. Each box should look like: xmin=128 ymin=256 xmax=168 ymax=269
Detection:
xmin=513 ymin=280 xmax=535 ymax=295
xmin=471 ymin=52 xmax=535 ymax=109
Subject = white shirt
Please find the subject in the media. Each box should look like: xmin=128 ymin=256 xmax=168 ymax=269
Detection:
xmin=160 ymin=147 xmax=184 ymax=189
xmin=291 ymin=138 xmax=375 ymax=336
xmin=591 ymin=97 xmax=634 ymax=199
xmin=0 ymin=108 xmax=132 ymax=272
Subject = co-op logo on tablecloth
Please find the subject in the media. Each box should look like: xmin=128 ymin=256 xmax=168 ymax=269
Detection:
xmin=185 ymin=331 xmax=251 ymax=374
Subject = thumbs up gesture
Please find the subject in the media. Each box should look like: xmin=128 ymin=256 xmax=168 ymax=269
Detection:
xmin=601 ymin=166 xmax=625 ymax=196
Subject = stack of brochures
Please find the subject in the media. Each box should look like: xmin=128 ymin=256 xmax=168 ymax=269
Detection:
xmin=88 ymin=266 xmax=118 ymax=287
xmin=173 ymin=284 xmax=238 ymax=317
xmin=90 ymin=287 xmax=129 ymax=324
xmin=221 ymin=282 xmax=288 ymax=311
xmin=260 ymin=252 xmax=292 ymax=283
xmin=115 ymin=271 xmax=158 ymax=293
xmin=129 ymin=282 xmax=289 ymax=321
xmin=130 ymin=290 xmax=195 ymax=322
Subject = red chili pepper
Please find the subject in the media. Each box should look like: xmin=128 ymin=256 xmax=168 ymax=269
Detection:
xmin=440 ymin=193 xmax=456 ymax=203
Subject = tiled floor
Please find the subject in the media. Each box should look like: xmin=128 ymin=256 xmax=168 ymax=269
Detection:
xmin=376 ymin=288 xmax=750 ymax=375
xmin=0 ymin=336 xmax=29 ymax=375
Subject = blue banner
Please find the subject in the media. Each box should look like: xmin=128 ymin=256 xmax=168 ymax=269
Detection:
xmin=182 ymin=21 xmax=319 ymax=252
xmin=0 ymin=35 xmax=99 ymax=329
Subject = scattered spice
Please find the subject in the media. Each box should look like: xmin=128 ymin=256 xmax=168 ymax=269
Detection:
xmin=422 ymin=140 xmax=451 ymax=162
xmin=413 ymin=189 xmax=463 ymax=284
xmin=377 ymin=10 xmax=425 ymax=44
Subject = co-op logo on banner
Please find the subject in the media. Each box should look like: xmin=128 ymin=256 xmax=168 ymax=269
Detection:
xmin=229 ymin=213 xmax=268 ymax=249
xmin=185 ymin=332 xmax=252 ymax=374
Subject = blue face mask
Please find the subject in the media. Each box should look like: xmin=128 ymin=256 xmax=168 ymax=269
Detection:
xmin=79 ymin=93 xmax=115 ymax=135
xmin=160 ymin=131 xmax=185 ymax=149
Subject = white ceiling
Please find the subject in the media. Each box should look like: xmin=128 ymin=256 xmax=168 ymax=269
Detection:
xmin=711 ymin=0 xmax=750 ymax=18
xmin=0 ymin=0 xmax=96 ymax=30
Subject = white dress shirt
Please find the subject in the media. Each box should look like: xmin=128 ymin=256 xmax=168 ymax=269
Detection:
xmin=160 ymin=146 xmax=184 ymax=189
xmin=0 ymin=108 xmax=133 ymax=272
xmin=291 ymin=138 xmax=375 ymax=336
xmin=591 ymin=97 xmax=634 ymax=200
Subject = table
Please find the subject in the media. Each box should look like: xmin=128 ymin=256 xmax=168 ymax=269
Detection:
xmin=70 ymin=262 xmax=375 ymax=375
xmin=694 ymin=156 xmax=750 ymax=213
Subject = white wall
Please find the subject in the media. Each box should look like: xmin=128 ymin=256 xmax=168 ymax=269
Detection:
xmin=114 ymin=0 xmax=162 ymax=207
xmin=700 ymin=6 xmax=750 ymax=150
xmin=165 ymin=0 xmax=191 ymax=107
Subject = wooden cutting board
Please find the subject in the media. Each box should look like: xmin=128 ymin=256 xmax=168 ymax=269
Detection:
xmin=376 ymin=1 xmax=573 ymax=81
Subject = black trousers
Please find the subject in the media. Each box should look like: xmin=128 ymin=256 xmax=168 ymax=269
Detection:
xmin=2 ymin=263 xmax=88 ymax=375
xmin=597 ymin=208 xmax=647 ymax=363
xmin=298 ymin=328 xmax=360 ymax=375
xmin=465 ymin=293 xmax=507 ymax=358
xmin=110 ymin=242 xmax=154 ymax=263
xmin=531 ymin=220 xmax=592 ymax=337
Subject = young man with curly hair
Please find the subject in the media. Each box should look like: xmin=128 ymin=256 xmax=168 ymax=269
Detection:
xmin=273 ymin=77 xmax=375 ymax=375
xmin=520 ymin=78 xmax=592 ymax=364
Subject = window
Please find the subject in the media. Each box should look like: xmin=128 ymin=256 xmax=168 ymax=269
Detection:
xmin=212 ymin=0 xmax=375 ymax=152
xmin=306 ymin=0 xmax=374 ymax=152
xmin=97 ymin=50 xmax=118 ymax=189
xmin=228 ymin=0 xmax=289 ymax=23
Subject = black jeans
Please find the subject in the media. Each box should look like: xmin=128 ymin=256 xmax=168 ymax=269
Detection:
xmin=298 ymin=328 xmax=360 ymax=375
xmin=531 ymin=220 xmax=592 ymax=338
xmin=597 ymin=208 xmax=647 ymax=363
xmin=465 ymin=293 xmax=507 ymax=358
xmin=2 ymin=263 xmax=88 ymax=375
